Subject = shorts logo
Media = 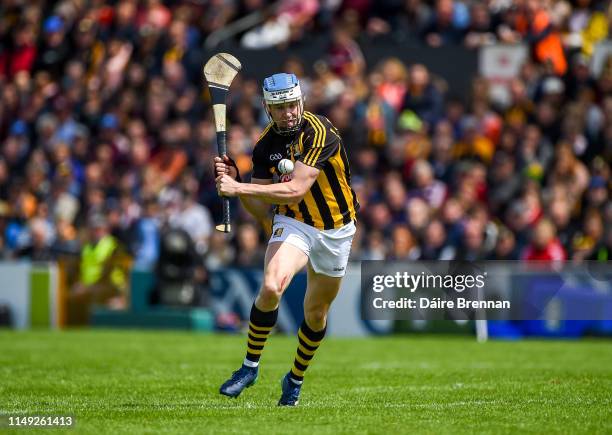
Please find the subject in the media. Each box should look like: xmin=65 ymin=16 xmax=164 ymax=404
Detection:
xmin=270 ymin=153 xmax=283 ymax=161
xmin=333 ymin=266 xmax=345 ymax=271
xmin=273 ymin=227 xmax=284 ymax=237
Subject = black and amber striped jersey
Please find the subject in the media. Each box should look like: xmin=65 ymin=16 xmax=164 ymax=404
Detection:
xmin=251 ymin=111 xmax=360 ymax=230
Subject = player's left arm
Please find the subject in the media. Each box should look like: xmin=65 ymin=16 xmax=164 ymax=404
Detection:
xmin=217 ymin=162 xmax=320 ymax=204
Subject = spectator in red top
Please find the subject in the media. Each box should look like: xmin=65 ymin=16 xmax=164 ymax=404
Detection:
xmin=0 ymin=24 xmax=37 ymax=79
xmin=375 ymin=58 xmax=408 ymax=113
xmin=327 ymin=28 xmax=365 ymax=78
xmin=522 ymin=218 xmax=567 ymax=261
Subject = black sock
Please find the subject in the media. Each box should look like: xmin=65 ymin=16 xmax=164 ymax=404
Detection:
xmin=289 ymin=319 xmax=326 ymax=383
xmin=244 ymin=303 xmax=278 ymax=366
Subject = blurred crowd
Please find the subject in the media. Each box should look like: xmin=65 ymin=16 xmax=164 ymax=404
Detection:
xmin=0 ymin=0 xmax=610 ymax=282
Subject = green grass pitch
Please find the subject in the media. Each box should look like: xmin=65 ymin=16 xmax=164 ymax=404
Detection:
xmin=1 ymin=329 xmax=611 ymax=434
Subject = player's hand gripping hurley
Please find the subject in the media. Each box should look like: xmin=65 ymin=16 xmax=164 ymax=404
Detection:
xmin=203 ymin=53 xmax=242 ymax=233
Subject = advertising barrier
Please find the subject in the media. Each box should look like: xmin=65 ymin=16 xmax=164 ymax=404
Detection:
xmin=1 ymin=260 xmax=610 ymax=338
xmin=0 ymin=262 xmax=58 ymax=329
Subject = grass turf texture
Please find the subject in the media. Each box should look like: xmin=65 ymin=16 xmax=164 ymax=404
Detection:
xmin=1 ymin=330 xmax=611 ymax=434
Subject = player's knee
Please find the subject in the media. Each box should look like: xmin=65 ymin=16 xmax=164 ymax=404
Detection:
xmin=259 ymin=278 xmax=284 ymax=305
xmin=305 ymin=306 xmax=328 ymax=330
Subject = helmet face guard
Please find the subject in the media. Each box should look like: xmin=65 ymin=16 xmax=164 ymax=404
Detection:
xmin=262 ymin=73 xmax=304 ymax=135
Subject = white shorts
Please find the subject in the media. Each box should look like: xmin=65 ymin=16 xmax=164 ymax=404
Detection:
xmin=268 ymin=214 xmax=356 ymax=277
